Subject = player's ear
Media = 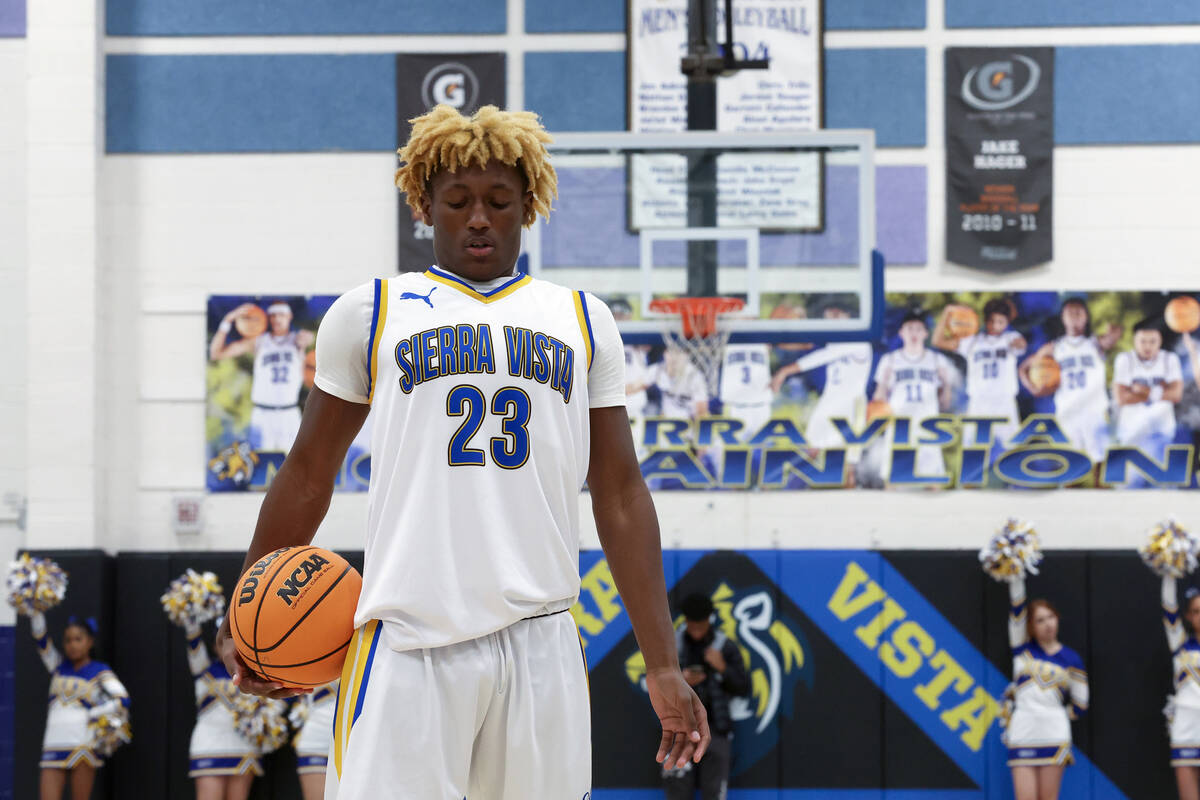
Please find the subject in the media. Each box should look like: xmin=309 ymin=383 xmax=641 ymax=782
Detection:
xmin=523 ymin=190 xmax=534 ymax=223
xmin=420 ymin=194 xmax=434 ymax=227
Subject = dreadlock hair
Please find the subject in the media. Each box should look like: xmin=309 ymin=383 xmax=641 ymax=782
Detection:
xmin=394 ymin=104 xmax=557 ymax=228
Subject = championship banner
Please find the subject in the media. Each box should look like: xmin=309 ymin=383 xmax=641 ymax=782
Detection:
xmin=205 ymin=295 xmax=370 ymax=492
xmin=395 ymin=53 xmax=506 ymax=272
xmin=630 ymin=290 xmax=1200 ymax=490
xmin=627 ymin=0 xmax=823 ymax=133
xmin=945 ymin=47 xmax=1054 ymax=271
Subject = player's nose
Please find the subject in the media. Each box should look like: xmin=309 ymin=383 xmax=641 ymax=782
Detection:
xmin=466 ymin=199 xmax=490 ymax=230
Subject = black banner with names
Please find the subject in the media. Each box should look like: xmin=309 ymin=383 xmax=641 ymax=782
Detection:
xmin=945 ymin=47 xmax=1054 ymax=271
xmin=395 ymin=53 xmax=507 ymax=272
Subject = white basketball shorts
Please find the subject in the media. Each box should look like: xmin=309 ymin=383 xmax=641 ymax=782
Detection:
xmin=325 ymin=611 xmax=591 ymax=799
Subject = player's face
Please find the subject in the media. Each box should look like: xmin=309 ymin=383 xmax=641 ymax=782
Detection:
xmin=1133 ymin=329 xmax=1162 ymax=360
xmin=422 ymin=162 xmax=532 ymax=283
xmin=986 ymin=313 xmax=1009 ymax=336
xmin=63 ymin=625 xmax=92 ymax=662
xmin=899 ymin=320 xmax=927 ymax=348
xmin=823 ymin=307 xmax=849 ymax=320
xmin=684 ymin=619 xmax=711 ymax=641
xmin=268 ymin=310 xmax=292 ymax=335
xmin=1061 ymin=303 xmax=1088 ymax=335
xmin=1031 ymin=606 xmax=1058 ymax=645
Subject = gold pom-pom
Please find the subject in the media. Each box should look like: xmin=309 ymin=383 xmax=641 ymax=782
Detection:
xmin=6 ymin=554 xmax=68 ymax=617
xmin=232 ymin=694 xmax=289 ymax=753
xmin=160 ymin=570 xmax=226 ymax=628
xmin=88 ymin=709 xmax=132 ymax=757
xmin=1139 ymin=519 xmax=1198 ymax=578
xmin=979 ymin=518 xmax=1043 ymax=583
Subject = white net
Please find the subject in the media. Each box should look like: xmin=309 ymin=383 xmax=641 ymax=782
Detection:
xmin=661 ymin=328 xmax=733 ymax=399
xmin=651 ymin=298 xmax=745 ymax=399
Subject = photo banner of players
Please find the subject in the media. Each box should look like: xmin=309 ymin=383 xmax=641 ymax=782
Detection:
xmin=395 ymin=53 xmax=507 ymax=272
xmin=945 ymin=47 xmax=1054 ymax=271
xmin=632 ymin=290 xmax=1200 ymax=490
xmin=205 ymin=295 xmax=371 ymax=493
xmin=627 ymin=0 xmax=823 ymax=133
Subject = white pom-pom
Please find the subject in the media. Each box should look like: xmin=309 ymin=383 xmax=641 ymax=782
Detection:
xmin=6 ymin=554 xmax=68 ymax=617
xmin=979 ymin=518 xmax=1043 ymax=583
xmin=1139 ymin=519 xmax=1199 ymax=578
xmin=160 ymin=570 xmax=226 ymax=628
xmin=232 ymin=694 xmax=289 ymax=753
xmin=88 ymin=709 xmax=132 ymax=757
xmin=998 ymin=683 xmax=1017 ymax=731
xmin=288 ymin=694 xmax=312 ymax=730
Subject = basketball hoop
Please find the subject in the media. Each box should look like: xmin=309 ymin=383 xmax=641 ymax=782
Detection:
xmin=649 ymin=297 xmax=745 ymax=397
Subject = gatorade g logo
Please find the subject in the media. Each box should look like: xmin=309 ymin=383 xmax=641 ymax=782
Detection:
xmin=237 ymin=547 xmax=290 ymax=607
xmin=421 ymin=62 xmax=480 ymax=110
xmin=962 ymin=55 xmax=1041 ymax=111
xmin=276 ymin=553 xmax=332 ymax=606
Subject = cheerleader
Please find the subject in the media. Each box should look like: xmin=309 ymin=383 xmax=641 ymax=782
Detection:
xmin=184 ymin=622 xmax=260 ymax=800
xmin=1162 ymin=576 xmax=1200 ymax=800
xmin=292 ymin=679 xmax=338 ymax=800
xmin=31 ymin=613 xmax=129 ymax=800
xmin=1004 ymin=577 xmax=1088 ymax=800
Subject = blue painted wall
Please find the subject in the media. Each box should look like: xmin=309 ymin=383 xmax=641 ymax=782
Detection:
xmin=106 ymin=0 xmax=505 ymax=36
xmin=0 ymin=0 xmax=23 ymax=37
xmin=947 ymin=0 xmax=1200 ymax=28
xmin=825 ymin=48 xmax=926 ymax=147
xmin=525 ymin=52 xmax=627 ymax=132
xmin=827 ymin=0 xmax=925 ymax=30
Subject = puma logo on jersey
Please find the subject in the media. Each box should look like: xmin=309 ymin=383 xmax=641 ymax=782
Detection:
xmin=399 ymin=287 xmax=436 ymax=308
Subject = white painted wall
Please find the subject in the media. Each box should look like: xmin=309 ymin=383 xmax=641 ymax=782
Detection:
xmin=15 ymin=8 xmax=1200 ymax=557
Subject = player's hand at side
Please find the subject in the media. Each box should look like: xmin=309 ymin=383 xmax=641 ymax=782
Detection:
xmin=215 ymin=619 xmax=311 ymax=700
xmin=646 ymin=666 xmax=711 ymax=769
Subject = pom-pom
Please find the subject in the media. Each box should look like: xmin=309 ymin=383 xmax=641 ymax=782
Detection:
xmin=6 ymin=554 xmax=68 ymax=617
xmin=1165 ymin=693 xmax=1177 ymax=736
xmin=88 ymin=709 xmax=131 ymax=757
xmin=1140 ymin=519 xmax=1199 ymax=578
xmin=998 ymin=683 xmax=1017 ymax=731
xmin=979 ymin=519 xmax=1043 ymax=583
xmin=160 ymin=569 xmax=226 ymax=628
xmin=232 ymin=694 xmax=289 ymax=753
xmin=288 ymin=694 xmax=312 ymax=730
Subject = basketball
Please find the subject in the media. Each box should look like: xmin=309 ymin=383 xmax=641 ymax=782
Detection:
xmin=946 ymin=305 xmax=979 ymax=339
xmin=230 ymin=546 xmax=361 ymax=687
xmin=234 ymin=304 xmax=268 ymax=338
xmin=1165 ymin=295 xmax=1200 ymax=333
xmin=1029 ymin=355 xmax=1061 ymax=393
xmin=866 ymin=399 xmax=892 ymax=421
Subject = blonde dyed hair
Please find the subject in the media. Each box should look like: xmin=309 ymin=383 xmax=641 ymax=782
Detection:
xmin=394 ymin=104 xmax=557 ymax=228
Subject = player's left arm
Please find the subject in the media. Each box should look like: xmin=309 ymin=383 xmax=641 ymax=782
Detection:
xmin=582 ymin=294 xmax=710 ymax=768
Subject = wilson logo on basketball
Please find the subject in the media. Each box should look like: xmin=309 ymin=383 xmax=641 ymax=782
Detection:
xmin=276 ymin=554 xmax=332 ymax=607
xmin=237 ymin=547 xmax=290 ymax=607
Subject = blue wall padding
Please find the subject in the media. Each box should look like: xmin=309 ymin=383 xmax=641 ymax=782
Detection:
xmin=825 ymin=49 xmax=926 ymax=147
xmin=1055 ymin=45 xmax=1200 ymax=144
xmin=947 ymin=0 xmax=1200 ymax=28
xmin=106 ymin=0 xmax=505 ymax=35
xmin=0 ymin=0 xmax=23 ymax=37
xmin=525 ymin=51 xmax=627 ymax=132
xmin=526 ymin=0 xmax=625 ymax=33
xmin=106 ymin=54 xmax=396 ymax=153
xmin=827 ymin=0 xmax=925 ymax=30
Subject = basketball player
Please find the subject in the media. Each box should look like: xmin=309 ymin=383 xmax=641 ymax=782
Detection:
xmin=770 ymin=300 xmax=873 ymax=482
xmin=210 ymin=302 xmax=315 ymax=453
xmin=1019 ymin=298 xmax=1121 ymax=474
xmin=871 ymin=310 xmax=955 ymax=482
xmin=215 ymin=105 xmax=709 ymax=799
xmin=720 ymin=343 xmax=772 ymax=441
xmin=933 ymin=299 xmax=1027 ymax=452
xmin=1112 ymin=318 xmax=1183 ymax=472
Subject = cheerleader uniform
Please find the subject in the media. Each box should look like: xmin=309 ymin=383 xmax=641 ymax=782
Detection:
xmin=1162 ymin=577 xmax=1200 ymax=766
xmin=1004 ymin=578 xmax=1089 ymax=766
xmin=293 ymin=680 xmax=338 ymax=774
xmin=32 ymin=615 xmax=129 ymax=769
xmin=185 ymin=627 xmax=262 ymax=777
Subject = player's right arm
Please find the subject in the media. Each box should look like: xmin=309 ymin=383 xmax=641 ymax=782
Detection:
xmin=1112 ymin=353 xmax=1147 ymax=406
xmin=1017 ymin=343 xmax=1055 ymax=397
xmin=209 ymin=303 xmax=259 ymax=361
xmin=871 ymin=353 xmax=892 ymax=402
xmin=930 ymin=306 xmax=963 ymax=351
xmin=216 ymin=285 xmax=374 ymax=698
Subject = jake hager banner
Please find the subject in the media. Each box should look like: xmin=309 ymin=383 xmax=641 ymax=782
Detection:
xmin=945 ymin=47 xmax=1053 ymax=271
xmin=396 ymin=52 xmax=506 ymax=273
xmin=574 ymin=549 xmax=1151 ymax=798
xmin=628 ymin=0 xmax=823 ymax=133
xmin=628 ymin=290 xmax=1200 ymax=490
xmin=206 ymin=295 xmax=371 ymax=492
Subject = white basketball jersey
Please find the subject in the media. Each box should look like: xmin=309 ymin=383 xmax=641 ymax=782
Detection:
xmin=652 ymin=358 xmax=708 ymax=419
xmin=1113 ymin=349 xmax=1182 ymax=443
xmin=314 ymin=269 xmax=625 ymax=651
xmin=251 ymin=332 xmax=303 ymax=406
xmin=719 ymin=344 xmax=772 ymax=406
xmin=876 ymin=349 xmax=943 ymax=419
xmin=794 ymin=342 xmax=873 ymax=404
xmin=958 ymin=331 xmax=1025 ymax=405
xmin=1053 ymin=336 xmax=1108 ymax=418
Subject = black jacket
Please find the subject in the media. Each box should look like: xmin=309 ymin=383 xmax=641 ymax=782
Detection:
xmin=676 ymin=624 xmax=751 ymax=735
